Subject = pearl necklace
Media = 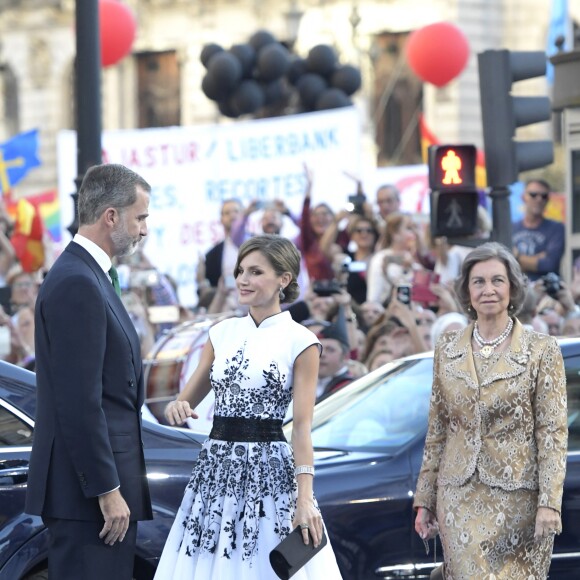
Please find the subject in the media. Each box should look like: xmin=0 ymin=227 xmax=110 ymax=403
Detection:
xmin=473 ymin=318 xmax=513 ymax=359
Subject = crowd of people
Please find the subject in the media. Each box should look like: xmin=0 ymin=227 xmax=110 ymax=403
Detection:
xmin=182 ymin=172 xmax=575 ymax=402
xmin=2 ymin=169 xmax=577 ymax=396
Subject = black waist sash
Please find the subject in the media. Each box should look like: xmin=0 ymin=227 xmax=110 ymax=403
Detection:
xmin=209 ymin=416 xmax=286 ymax=442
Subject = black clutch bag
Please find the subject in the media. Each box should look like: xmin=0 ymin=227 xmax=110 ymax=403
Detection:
xmin=269 ymin=526 xmax=328 ymax=579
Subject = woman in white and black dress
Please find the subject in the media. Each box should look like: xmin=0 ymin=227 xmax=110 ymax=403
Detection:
xmin=154 ymin=234 xmax=342 ymax=579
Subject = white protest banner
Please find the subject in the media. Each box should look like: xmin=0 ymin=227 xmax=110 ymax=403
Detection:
xmin=365 ymin=164 xmax=430 ymax=215
xmin=58 ymin=108 xmax=361 ymax=305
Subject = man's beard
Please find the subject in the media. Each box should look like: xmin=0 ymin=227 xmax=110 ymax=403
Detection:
xmin=112 ymin=221 xmax=140 ymax=257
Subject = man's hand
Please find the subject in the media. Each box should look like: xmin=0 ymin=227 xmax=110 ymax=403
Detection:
xmin=98 ymin=489 xmax=131 ymax=545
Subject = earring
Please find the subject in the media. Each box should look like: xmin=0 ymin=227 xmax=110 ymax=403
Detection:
xmin=509 ymin=303 xmax=514 ymax=311
xmin=279 ymin=286 xmax=286 ymax=301
xmin=467 ymin=306 xmax=472 ymax=312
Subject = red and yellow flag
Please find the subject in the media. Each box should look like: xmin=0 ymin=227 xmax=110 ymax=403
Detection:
xmin=4 ymin=192 xmax=45 ymax=272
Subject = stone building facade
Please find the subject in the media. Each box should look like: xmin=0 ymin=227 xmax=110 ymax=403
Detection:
xmin=0 ymin=0 xmax=578 ymax=198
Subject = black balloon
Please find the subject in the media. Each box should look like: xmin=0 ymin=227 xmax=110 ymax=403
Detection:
xmin=218 ymin=99 xmax=240 ymax=118
xmin=249 ymin=29 xmax=277 ymax=52
xmin=230 ymin=43 xmax=256 ymax=78
xmin=231 ymin=80 xmax=265 ymax=115
xmin=200 ymin=43 xmax=224 ymax=68
xmin=202 ymin=72 xmax=230 ymax=102
xmin=315 ymin=88 xmax=352 ymax=110
xmin=287 ymin=57 xmax=308 ymax=86
xmin=306 ymin=44 xmax=338 ymax=78
xmin=296 ymin=73 xmax=328 ymax=110
xmin=207 ymin=52 xmax=242 ymax=93
xmin=261 ymin=79 xmax=287 ymax=105
xmin=257 ymin=43 xmax=290 ymax=82
xmin=331 ymin=65 xmax=362 ymax=96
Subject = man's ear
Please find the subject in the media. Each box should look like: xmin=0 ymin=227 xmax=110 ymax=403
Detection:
xmin=104 ymin=207 xmax=117 ymax=226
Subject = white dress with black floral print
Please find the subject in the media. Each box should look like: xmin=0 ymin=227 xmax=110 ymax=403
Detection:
xmin=154 ymin=311 xmax=343 ymax=579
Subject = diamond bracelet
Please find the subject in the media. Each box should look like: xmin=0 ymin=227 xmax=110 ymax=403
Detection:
xmin=295 ymin=465 xmax=315 ymax=477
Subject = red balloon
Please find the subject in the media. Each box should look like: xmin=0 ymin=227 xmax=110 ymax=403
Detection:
xmin=405 ymin=22 xmax=469 ymax=87
xmin=99 ymin=0 xmax=137 ymax=67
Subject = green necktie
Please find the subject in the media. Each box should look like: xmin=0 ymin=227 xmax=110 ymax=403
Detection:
xmin=108 ymin=265 xmax=121 ymax=297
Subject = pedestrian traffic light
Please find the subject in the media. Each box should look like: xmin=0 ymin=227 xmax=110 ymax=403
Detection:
xmin=428 ymin=144 xmax=479 ymax=238
xmin=478 ymin=50 xmax=553 ymax=188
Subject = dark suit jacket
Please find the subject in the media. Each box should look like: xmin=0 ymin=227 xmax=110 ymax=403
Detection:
xmin=25 ymin=241 xmax=152 ymax=522
xmin=205 ymin=241 xmax=224 ymax=288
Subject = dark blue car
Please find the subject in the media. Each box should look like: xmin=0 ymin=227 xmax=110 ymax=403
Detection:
xmin=0 ymin=360 xmax=204 ymax=580
xmin=2 ymin=337 xmax=580 ymax=579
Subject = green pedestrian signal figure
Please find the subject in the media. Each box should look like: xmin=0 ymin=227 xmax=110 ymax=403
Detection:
xmin=441 ymin=150 xmax=463 ymax=185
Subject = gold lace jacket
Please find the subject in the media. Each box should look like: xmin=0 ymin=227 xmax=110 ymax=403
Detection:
xmin=413 ymin=319 xmax=568 ymax=514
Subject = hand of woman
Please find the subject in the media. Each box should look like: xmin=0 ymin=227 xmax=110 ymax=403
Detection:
xmin=293 ymin=498 xmax=324 ymax=548
xmin=534 ymin=506 xmax=562 ymax=542
xmin=388 ymin=293 xmax=415 ymax=329
xmin=164 ymin=399 xmax=198 ymax=426
xmin=414 ymin=507 xmax=439 ymax=540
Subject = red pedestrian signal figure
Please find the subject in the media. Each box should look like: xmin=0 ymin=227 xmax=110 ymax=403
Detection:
xmin=441 ymin=149 xmax=463 ymax=185
xmin=428 ymin=144 xmax=478 ymax=238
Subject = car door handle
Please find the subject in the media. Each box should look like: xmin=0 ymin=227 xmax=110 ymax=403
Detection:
xmin=0 ymin=459 xmax=29 ymax=486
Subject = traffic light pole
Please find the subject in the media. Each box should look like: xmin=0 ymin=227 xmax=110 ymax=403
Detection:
xmin=489 ymin=186 xmax=513 ymax=249
xmin=68 ymin=0 xmax=102 ymax=236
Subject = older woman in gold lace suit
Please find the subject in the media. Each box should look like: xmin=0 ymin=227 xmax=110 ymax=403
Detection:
xmin=414 ymin=242 xmax=567 ymax=579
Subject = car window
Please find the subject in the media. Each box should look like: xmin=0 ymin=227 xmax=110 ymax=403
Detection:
xmin=0 ymin=404 xmax=33 ymax=447
xmin=310 ymin=358 xmax=434 ymax=452
xmin=565 ymin=355 xmax=580 ymax=452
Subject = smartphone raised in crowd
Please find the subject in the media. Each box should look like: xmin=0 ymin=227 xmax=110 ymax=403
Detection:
xmin=396 ymin=285 xmax=412 ymax=307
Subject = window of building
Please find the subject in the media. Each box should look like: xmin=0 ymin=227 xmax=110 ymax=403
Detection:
xmin=372 ymin=32 xmax=422 ymax=166
xmin=136 ymin=50 xmax=181 ymax=128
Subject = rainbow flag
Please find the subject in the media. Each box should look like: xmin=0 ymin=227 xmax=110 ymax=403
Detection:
xmin=419 ymin=113 xmax=487 ymax=189
xmin=28 ymin=189 xmax=61 ymax=243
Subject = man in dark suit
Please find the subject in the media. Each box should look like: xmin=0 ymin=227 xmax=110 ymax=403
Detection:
xmin=25 ymin=164 xmax=153 ymax=580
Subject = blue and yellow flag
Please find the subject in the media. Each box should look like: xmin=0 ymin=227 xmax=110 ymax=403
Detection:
xmin=0 ymin=129 xmax=41 ymax=194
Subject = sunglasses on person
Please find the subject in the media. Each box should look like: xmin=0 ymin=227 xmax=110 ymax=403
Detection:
xmin=527 ymin=191 xmax=549 ymax=200
xmin=353 ymin=227 xmax=375 ymax=234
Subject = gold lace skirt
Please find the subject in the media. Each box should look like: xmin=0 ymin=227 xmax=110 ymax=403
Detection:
xmin=436 ymin=470 xmax=554 ymax=580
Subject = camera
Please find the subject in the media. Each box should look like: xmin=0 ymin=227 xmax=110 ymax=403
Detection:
xmin=312 ymin=279 xmax=343 ymax=297
xmin=340 ymin=256 xmax=367 ymax=274
xmin=347 ymin=193 xmax=366 ymax=216
xmin=130 ymin=269 xmax=160 ymax=288
xmin=541 ymin=272 xmax=561 ymax=298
